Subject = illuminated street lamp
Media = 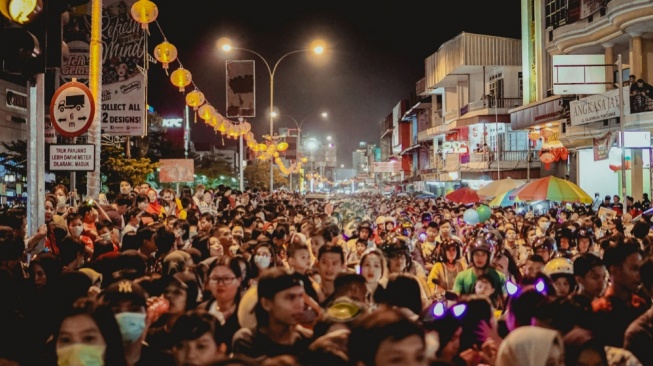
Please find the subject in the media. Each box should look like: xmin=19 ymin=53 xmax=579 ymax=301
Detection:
xmin=219 ymin=37 xmax=327 ymax=193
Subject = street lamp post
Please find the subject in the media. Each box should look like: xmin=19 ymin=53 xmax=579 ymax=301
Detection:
xmin=221 ymin=41 xmax=324 ymax=193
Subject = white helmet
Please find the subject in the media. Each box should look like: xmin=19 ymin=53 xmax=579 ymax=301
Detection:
xmin=542 ymin=257 xmax=573 ymax=277
xmin=375 ymin=216 xmax=386 ymax=226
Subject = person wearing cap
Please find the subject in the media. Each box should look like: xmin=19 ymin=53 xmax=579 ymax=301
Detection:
xmin=232 ymin=267 xmax=312 ymax=362
xmin=99 ymin=279 xmax=174 ymax=366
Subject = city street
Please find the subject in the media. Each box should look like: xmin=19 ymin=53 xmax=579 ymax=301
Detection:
xmin=1 ymin=0 xmax=653 ymax=365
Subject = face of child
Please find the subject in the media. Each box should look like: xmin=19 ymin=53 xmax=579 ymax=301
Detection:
xmin=290 ymin=249 xmax=311 ymax=274
xmin=356 ymin=242 xmax=367 ymax=254
xmin=474 ymin=279 xmax=494 ymax=297
xmin=552 ymin=276 xmax=571 ymax=298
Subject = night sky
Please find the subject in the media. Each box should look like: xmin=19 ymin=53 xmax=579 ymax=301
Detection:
xmin=147 ymin=1 xmax=522 ymax=167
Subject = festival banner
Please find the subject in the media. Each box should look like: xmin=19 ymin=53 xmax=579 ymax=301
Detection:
xmin=593 ymin=132 xmax=615 ymax=162
xmin=226 ymin=60 xmax=255 ymax=118
xmin=100 ymin=0 xmax=146 ymax=136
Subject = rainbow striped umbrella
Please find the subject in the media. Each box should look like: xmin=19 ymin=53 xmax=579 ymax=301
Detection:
xmin=509 ymin=176 xmax=593 ymax=204
xmin=489 ymin=188 xmax=522 ymax=207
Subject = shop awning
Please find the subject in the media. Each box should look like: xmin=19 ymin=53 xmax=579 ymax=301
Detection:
xmin=400 ymin=144 xmax=423 ymax=155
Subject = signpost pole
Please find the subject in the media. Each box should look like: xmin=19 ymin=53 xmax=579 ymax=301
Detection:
xmin=27 ymin=74 xmax=45 ymax=250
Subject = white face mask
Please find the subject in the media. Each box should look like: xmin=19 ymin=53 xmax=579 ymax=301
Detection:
xmin=72 ymin=225 xmax=83 ymax=237
xmin=254 ymin=255 xmax=271 ymax=269
xmin=100 ymin=232 xmax=111 ymax=241
xmin=57 ymin=195 xmax=67 ymax=206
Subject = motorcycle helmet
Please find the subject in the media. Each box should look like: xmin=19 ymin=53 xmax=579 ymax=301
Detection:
xmin=357 ymin=220 xmax=374 ymax=236
xmin=440 ymin=238 xmax=462 ymax=263
xmin=542 ymin=257 xmax=574 ymax=277
xmin=466 ymin=235 xmax=495 ymax=266
xmin=532 ymin=236 xmax=557 ymax=257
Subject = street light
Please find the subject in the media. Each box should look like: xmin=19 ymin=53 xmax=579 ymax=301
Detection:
xmin=220 ymin=38 xmax=326 ymax=193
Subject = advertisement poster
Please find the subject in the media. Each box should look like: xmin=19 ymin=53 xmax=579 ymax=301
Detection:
xmin=60 ymin=1 xmax=146 ymax=136
xmin=100 ymin=0 xmax=146 ymax=136
xmin=226 ymin=60 xmax=255 ymax=118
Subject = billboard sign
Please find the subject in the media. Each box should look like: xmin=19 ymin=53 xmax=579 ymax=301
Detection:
xmin=226 ymin=60 xmax=255 ymax=118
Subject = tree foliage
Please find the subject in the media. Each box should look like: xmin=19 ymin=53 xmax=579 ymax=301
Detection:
xmin=244 ymin=161 xmax=288 ymax=191
xmin=101 ymin=144 xmax=158 ymax=193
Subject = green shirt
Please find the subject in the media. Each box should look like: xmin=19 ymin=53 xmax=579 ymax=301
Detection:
xmin=452 ymin=267 xmax=506 ymax=296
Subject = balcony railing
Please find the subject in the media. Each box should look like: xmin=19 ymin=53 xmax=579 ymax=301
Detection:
xmin=469 ymin=150 xmax=538 ymax=163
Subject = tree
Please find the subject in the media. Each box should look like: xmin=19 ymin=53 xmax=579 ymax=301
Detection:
xmin=101 ymin=144 xmax=158 ymax=193
xmin=244 ymin=161 xmax=288 ymax=191
xmin=196 ymin=154 xmax=235 ymax=179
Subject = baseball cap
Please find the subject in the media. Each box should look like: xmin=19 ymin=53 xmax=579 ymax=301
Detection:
xmin=101 ymin=279 xmax=148 ymax=308
xmin=257 ymin=268 xmax=304 ymax=300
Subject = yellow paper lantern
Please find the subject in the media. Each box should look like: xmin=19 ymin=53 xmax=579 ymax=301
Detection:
xmin=301 ymin=157 xmax=308 ymax=163
xmin=244 ymin=132 xmax=254 ymax=141
xmin=274 ymin=152 xmax=280 ymax=158
xmin=258 ymin=144 xmax=268 ymax=152
xmin=130 ymin=0 xmax=158 ymax=30
xmin=198 ymin=104 xmax=215 ymax=121
xmin=170 ymin=67 xmax=192 ymax=93
xmin=207 ymin=117 xmax=218 ymax=127
xmin=154 ymin=40 xmax=177 ymax=72
xmin=217 ymin=120 xmax=227 ymax=133
xmin=276 ymin=142 xmax=289 ymax=152
xmin=186 ymin=90 xmax=205 ymax=110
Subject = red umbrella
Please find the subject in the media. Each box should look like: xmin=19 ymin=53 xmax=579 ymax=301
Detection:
xmin=445 ymin=187 xmax=481 ymax=204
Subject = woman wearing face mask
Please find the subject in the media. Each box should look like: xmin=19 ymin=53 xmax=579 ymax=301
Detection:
xmin=53 ymin=184 xmax=75 ymax=218
xmin=247 ymin=242 xmax=277 ymax=285
xmin=51 ymin=298 xmax=127 ymax=366
xmin=198 ymin=257 xmax=243 ymax=354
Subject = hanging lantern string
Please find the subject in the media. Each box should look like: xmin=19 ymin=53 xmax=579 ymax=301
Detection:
xmin=149 ymin=14 xmax=264 ymax=149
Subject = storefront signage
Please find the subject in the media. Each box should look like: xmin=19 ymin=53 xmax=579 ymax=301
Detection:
xmin=592 ymin=132 xmax=615 ymax=162
xmin=48 ymin=144 xmax=95 ymax=171
xmin=162 ymin=118 xmax=183 ymax=128
xmin=372 ymin=162 xmax=402 ymax=173
xmin=6 ymin=89 xmax=27 ymax=111
xmin=570 ymin=87 xmax=629 ymax=126
xmin=441 ymin=141 xmax=468 ymax=154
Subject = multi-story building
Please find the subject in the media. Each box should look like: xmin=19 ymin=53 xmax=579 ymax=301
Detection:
xmin=415 ymin=32 xmax=539 ymax=195
xmin=512 ymin=0 xmax=653 ymax=201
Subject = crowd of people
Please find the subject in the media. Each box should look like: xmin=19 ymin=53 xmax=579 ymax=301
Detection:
xmin=1 ymin=180 xmax=653 ymax=365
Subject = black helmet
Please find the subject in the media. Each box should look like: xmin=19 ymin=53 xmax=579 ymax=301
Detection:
xmin=555 ymin=226 xmax=577 ymax=248
xmin=576 ymin=228 xmax=594 ymax=240
xmin=421 ymin=212 xmax=432 ymax=223
xmin=380 ymin=233 xmax=410 ymax=258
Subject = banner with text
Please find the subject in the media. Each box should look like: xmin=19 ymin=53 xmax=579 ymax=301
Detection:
xmin=593 ymin=132 xmax=615 ymax=162
xmin=372 ymin=162 xmax=402 ymax=173
xmin=49 ymin=144 xmax=96 ymax=171
xmin=570 ymin=87 xmax=630 ymax=126
xmin=226 ymin=60 xmax=255 ymax=118
xmin=101 ymin=0 xmax=146 ymax=135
